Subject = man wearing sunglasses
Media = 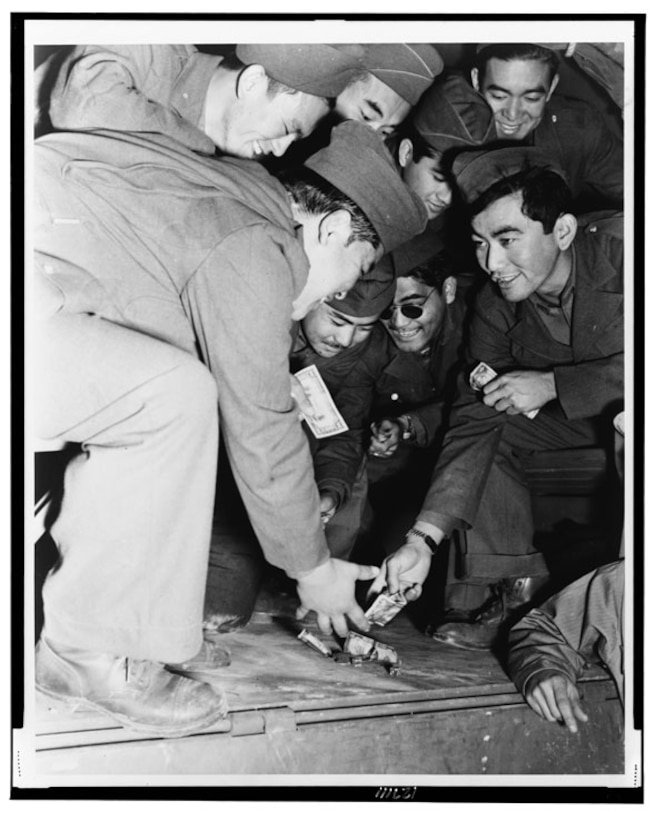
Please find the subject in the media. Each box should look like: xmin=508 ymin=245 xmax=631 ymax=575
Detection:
xmin=369 ymin=145 xmax=623 ymax=649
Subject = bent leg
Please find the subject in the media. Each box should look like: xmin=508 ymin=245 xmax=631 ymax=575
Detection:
xmin=35 ymin=315 xmax=218 ymax=663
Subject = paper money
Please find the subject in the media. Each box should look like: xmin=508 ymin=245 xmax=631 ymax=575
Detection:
xmin=295 ymin=364 xmax=349 ymax=439
xmin=344 ymin=631 xmax=376 ymax=657
xmin=469 ymin=361 xmax=539 ymax=419
xmin=297 ymin=628 xmax=333 ymax=657
xmin=364 ymin=590 xmax=407 ymax=627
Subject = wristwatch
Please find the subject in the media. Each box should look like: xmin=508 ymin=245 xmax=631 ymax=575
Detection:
xmin=406 ymin=527 xmax=439 ymax=555
xmin=398 ymin=414 xmax=416 ymax=442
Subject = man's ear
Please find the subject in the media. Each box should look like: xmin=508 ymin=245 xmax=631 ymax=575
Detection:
xmin=470 ymin=67 xmax=480 ymax=92
xmin=442 ymin=276 xmax=458 ymax=305
xmin=397 ymin=138 xmax=414 ymax=169
xmin=236 ymin=63 xmax=268 ymax=98
xmin=317 ymin=209 xmax=352 ymax=246
xmin=546 ymin=73 xmax=560 ymax=101
xmin=553 ymin=213 xmax=577 ymax=250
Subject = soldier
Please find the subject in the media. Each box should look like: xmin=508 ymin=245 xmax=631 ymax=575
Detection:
xmin=334 ymin=43 xmax=444 ymax=136
xmin=33 ymin=120 xmax=426 ymax=734
xmin=369 ymin=146 xmax=623 ymax=649
xmin=35 ymin=43 xmax=363 ymax=157
xmin=471 ymin=42 xmax=623 ymax=211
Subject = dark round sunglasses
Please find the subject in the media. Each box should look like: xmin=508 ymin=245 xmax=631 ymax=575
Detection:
xmin=381 ymin=288 xmax=436 ymax=322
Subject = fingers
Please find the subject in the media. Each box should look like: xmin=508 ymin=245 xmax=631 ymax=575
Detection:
xmin=352 ymin=563 xmax=380 ymax=582
xmin=403 ymin=582 xmax=423 ymax=602
xmin=316 ymin=613 xmax=333 ymax=635
xmin=367 ymin=567 xmax=387 ymax=598
xmin=295 ymin=605 xmax=309 ymax=620
xmin=385 ymin=558 xmax=401 ymax=594
xmin=346 ymin=605 xmax=370 ymax=634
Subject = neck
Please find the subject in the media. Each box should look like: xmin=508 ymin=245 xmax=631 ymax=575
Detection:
xmin=203 ymin=65 xmax=239 ymax=139
xmin=538 ymin=246 xmax=573 ymax=299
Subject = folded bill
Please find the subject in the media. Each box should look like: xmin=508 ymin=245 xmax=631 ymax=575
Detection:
xmin=365 ymin=589 xmax=407 ymax=626
xmin=469 ymin=361 xmax=538 ymax=419
xmin=295 ymin=364 xmax=349 ymax=439
xmin=297 ymin=628 xmax=333 ymax=657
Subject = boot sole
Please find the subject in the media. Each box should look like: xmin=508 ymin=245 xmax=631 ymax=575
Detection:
xmin=36 ymin=680 xmax=228 ymax=738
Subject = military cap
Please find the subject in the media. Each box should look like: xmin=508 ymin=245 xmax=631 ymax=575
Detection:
xmin=391 ymin=230 xmax=446 ymax=278
xmin=235 ymin=44 xmax=364 ymax=97
xmin=412 ymin=73 xmax=496 ymax=152
xmin=305 ymin=120 xmax=427 ymax=253
xmin=452 ymin=146 xmax=567 ymax=205
xmin=335 ymin=43 xmax=444 ymax=105
xmin=328 ymin=254 xmax=395 ymax=317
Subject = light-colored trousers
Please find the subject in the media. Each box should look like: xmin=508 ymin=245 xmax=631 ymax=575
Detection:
xmin=33 ymin=312 xmax=219 ymax=663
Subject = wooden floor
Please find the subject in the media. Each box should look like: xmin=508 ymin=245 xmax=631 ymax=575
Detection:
xmin=31 ymin=593 xmax=625 ymax=779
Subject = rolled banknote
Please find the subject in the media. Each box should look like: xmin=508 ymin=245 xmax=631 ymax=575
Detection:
xmin=297 ymin=628 xmax=333 ymax=657
xmin=364 ymin=590 xmax=407 ymax=626
xmin=295 ymin=364 xmax=349 ymax=439
xmin=469 ymin=361 xmax=538 ymax=419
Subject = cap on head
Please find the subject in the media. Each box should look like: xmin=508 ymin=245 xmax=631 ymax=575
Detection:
xmin=305 ymin=120 xmax=428 ymax=252
xmin=235 ymin=44 xmax=365 ymax=97
xmin=452 ymin=146 xmax=567 ymax=205
xmin=345 ymin=43 xmax=444 ymax=105
xmin=329 ymin=253 xmax=395 ymax=317
xmin=391 ymin=230 xmax=446 ymax=278
xmin=412 ymin=73 xmax=496 ymax=152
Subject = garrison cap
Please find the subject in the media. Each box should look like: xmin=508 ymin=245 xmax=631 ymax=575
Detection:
xmin=335 ymin=43 xmax=444 ymax=105
xmin=452 ymin=146 xmax=567 ymax=205
xmin=329 ymin=253 xmax=395 ymax=317
xmin=391 ymin=230 xmax=446 ymax=278
xmin=235 ymin=44 xmax=364 ymax=97
xmin=413 ymin=73 xmax=496 ymax=152
xmin=305 ymin=120 xmax=427 ymax=252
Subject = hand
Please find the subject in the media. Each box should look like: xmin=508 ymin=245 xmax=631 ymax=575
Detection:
xmin=524 ymin=671 xmax=589 ymax=733
xmin=319 ymin=491 xmax=339 ymax=528
xmin=367 ymin=539 xmax=434 ymax=603
xmin=483 ymin=370 xmax=557 ymax=416
xmin=295 ymin=558 xmax=380 ymax=637
xmin=289 ymin=373 xmax=313 ymax=420
xmin=368 ymin=418 xmax=402 ymax=458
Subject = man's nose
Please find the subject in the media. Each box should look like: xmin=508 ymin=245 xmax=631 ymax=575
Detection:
xmin=334 ymin=324 xmax=357 ymax=349
xmin=503 ymin=97 xmax=522 ymax=120
xmin=486 ymin=243 xmax=507 ymax=275
xmin=269 ymin=133 xmax=298 ymax=157
xmin=391 ymin=307 xmax=412 ymax=328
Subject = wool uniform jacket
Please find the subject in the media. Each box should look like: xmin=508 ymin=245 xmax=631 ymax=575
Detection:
xmin=35 ymin=128 xmax=330 ymax=578
xmin=39 ymin=44 xmax=221 ymax=154
xmin=418 ymin=214 xmax=624 ymax=534
xmin=532 ymin=95 xmax=623 ymax=211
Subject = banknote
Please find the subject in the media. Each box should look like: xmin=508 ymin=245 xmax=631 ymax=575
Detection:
xmin=295 ymin=364 xmax=349 ymax=439
xmin=364 ymin=590 xmax=407 ymax=627
xmin=469 ymin=361 xmax=538 ymax=419
xmin=297 ymin=628 xmax=333 ymax=657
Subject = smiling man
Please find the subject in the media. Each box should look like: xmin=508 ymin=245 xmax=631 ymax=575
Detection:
xmin=334 ymin=43 xmax=444 ymax=137
xmin=36 ymin=43 xmax=363 ymax=158
xmin=33 ymin=120 xmax=426 ymax=733
xmin=471 ymin=43 xmax=623 ymax=211
xmin=369 ymin=146 xmax=623 ymax=647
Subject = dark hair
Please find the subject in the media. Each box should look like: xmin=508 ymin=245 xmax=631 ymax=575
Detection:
xmin=400 ymin=249 xmax=455 ymax=292
xmin=475 ymin=43 xmax=559 ymax=86
xmin=470 ymin=166 xmax=572 ymax=234
xmin=280 ymin=168 xmax=382 ymax=249
xmin=397 ymin=121 xmax=441 ymax=163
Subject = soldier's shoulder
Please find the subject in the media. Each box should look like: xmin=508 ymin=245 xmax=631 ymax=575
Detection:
xmin=576 ymin=210 xmax=624 ymax=240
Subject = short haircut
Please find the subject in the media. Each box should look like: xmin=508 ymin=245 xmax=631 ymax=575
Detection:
xmin=221 ymin=49 xmax=329 ymax=105
xmin=475 ymin=43 xmax=559 ymax=86
xmin=397 ymin=121 xmax=441 ymax=163
xmin=470 ymin=166 xmax=572 ymax=234
xmin=281 ymin=168 xmax=382 ymax=249
xmin=400 ymin=249 xmax=455 ymax=293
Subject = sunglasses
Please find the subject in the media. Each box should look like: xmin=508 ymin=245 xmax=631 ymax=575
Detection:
xmin=381 ymin=288 xmax=437 ymax=322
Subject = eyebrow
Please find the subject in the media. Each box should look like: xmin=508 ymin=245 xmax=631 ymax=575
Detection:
xmin=486 ymin=82 xmax=548 ymax=95
xmin=363 ymin=98 xmax=384 ymax=119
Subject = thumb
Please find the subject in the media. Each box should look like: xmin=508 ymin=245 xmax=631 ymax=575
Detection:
xmin=295 ymin=605 xmax=310 ymax=620
xmin=352 ymin=563 xmax=380 ymax=581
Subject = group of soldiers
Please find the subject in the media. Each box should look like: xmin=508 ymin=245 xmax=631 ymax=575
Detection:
xmin=32 ymin=41 xmax=625 ymax=738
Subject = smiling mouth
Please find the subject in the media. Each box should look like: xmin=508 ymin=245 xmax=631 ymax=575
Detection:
xmin=493 ymin=273 xmax=520 ymax=287
xmin=391 ymin=327 xmax=421 ymax=340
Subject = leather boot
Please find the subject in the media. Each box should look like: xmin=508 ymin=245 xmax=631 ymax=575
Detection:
xmin=36 ymin=637 xmax=228 ymax=737
xmin=431 ymin=575 xmax=549 ymax=651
